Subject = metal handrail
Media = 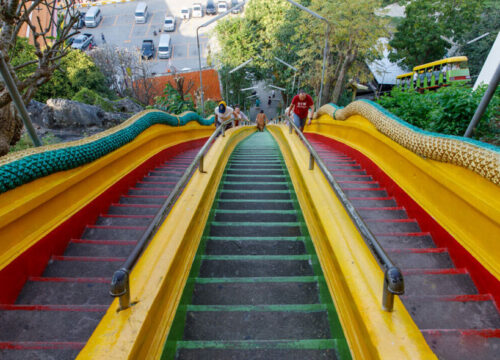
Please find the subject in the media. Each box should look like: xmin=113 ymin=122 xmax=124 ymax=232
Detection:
xmin=110 ymin=118 xmax=238 ymax=310
xmin=282 ymin=115 xmax=404 ymax=311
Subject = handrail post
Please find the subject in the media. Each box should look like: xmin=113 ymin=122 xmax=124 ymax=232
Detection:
xmin=199 ymin=154 xmax=205 ymax=173
xmin=110 ymin=268 xmax=130 ymax=311
xmin=289 ymin=121 xmax=293 ymax=134
xmin=382 ymin=266 xmax=405 ymax=311
xmin=309 ymin=153 xmax=315 ymax=170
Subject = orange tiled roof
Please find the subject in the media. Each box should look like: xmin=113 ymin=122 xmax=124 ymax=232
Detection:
xmin=149 ymin=69 xmax=222 ymax=104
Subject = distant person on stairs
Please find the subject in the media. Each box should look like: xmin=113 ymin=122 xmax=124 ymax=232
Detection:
xmin=233 ymin=105 xmax=248 ymax=126
xmin=287 ymin=89 xmax=314 ymax=132
xmin=256 ymin=110 xmax=268 ymax=132
xmin=214 ymin=101 xmax=234 ymax=130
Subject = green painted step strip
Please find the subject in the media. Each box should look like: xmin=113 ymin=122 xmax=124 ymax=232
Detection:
xmin=228 ymin=160 xmax=282 ymax=163
xmin=227 ymin=174 xmax=285 ymax=178
xmin=185 ymin=304 xmax=327 ymax=312
xmin=194 ymin=276 xmax=320 ymax=284
xmin=175 ymin=339 xmax=340 ymax=350
xmin=217 ymin=199 xmax=294 ymax=203
xmin=198 ymin=254 xmax=314 ymax=261
xmin=205 ymin=236 xmax=306 ymax=241
xmin=210 ymin=221 xmax=303 ymax=227
xmin=223 ymin=181 xmax=288 ymax=185
xmin=175 ymin=339 xmax=343 ymax=351
xmin=214 ymin=209 xmax=298 ymax=214
xmin=219 ymin=189 xmax=290 ymax=194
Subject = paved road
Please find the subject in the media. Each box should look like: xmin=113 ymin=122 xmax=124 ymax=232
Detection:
xmin=78 ymin=0 xmax=229 ymax=74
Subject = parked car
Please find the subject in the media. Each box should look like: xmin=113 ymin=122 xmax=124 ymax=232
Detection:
xmin=206 ymin=0 xmax=216 ymax=15
xmin=71 ymin=33 xmax=94 ymax=50
xmin=230 ymin=0 xmax=241 ymax=13
xmin=74 ymin=11 xmax=86 ymax=29
xmin=84 ymin=7 xmax=102 ymax=28
xmin=180 ymin=7 xmax=191 ymax=20
xmin=141 ymin=40 xmax=155 ymax=60
xmin=192 ymin=3 xmax=203 ymax=17
xmin=163 ymin=15 xmax=176 ymax=32
xmin=217 ymin=1 xmax=228 ymax=13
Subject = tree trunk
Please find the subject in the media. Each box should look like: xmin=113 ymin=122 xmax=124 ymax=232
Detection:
xmin=0 ymin=102 xmax=23 ymax=155
xmin=331 ymin=49 xmax=357 ymax=104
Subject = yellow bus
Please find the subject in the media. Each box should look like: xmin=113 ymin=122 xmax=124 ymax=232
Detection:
xmin=412 ymin=56 xmax=470 ymax=92
xmin=396 ymin=72 xmax=414 ymax=91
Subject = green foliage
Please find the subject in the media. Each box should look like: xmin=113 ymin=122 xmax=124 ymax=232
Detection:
xmin=459 ymin=0 xmax=500 ymax=77
xmin=9 ymin=37 xmax=37 ymax=82
xmin=9 ymin=133 xmax=60 ymax=153
xmin=35 ymin=50 xmax=113 ymax=102
xmin=72 ymin=88 xmax=115 ymax=112
xmin=377 ymin=84 xmax=500 ymax=142
xmin=389 ymin=0 xmax=484 ymax=69
xmin=214 ymin=0 xmax=388 ymax=104
xmin=154 ymin=84 xmax=196 ymax=114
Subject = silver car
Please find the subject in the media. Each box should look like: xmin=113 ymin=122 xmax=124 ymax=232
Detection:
xmin=163 ymin=16 xmax=176 ymax=31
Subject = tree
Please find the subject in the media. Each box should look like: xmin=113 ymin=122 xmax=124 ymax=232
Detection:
xmin=89 ymin=45 xmax=157 ymax=105
xmin=296 ymin=0 xmax=388 ymax=104
xmin=35 ymin=49 xmax=112 ymax=102
xmin=0 ymin=0 xmax=80 ymax=155
xmin=457 ymin=0 xmax=500 ymax=77
xmin=389 ymin=0 xmax=483 ymax=69
xmin=154 ymin=83 xmax=195 ymax=114
xmin=214 ymin=0 xmax=388 ymax=105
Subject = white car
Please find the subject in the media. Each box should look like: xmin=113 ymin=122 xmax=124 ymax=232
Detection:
xmin=181 ymin=7 xmax=191 ymax=20
xmin=192 ymin=3 xmax=203 ymax=17
xmin=163 ymin=16 xmax=176 ymax=31
xmin=217 ymin=1 xmax=227 ymax=13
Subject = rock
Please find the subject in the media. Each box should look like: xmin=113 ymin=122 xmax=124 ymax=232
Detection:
xmin=102 ymin=111 xmax=129 ymax=127
xmin=113 ymin=98 xmax=144 ymax=113
xmin=44 ymin=99 xmax=104 ymax=129
xmin=27 ymin=100 xmax=47 ymax=126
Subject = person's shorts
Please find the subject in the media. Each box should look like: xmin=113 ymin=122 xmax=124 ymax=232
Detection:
xmin=292 ymin=113 xmax=306 ymax=128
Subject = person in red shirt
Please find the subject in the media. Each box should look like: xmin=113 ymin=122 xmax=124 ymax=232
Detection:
xmin=287 ymin=89 xmax=314 ymax=132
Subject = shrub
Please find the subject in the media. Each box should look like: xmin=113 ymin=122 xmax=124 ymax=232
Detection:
xmin=9 ymin=133 xmax=60 ymax=153
xmin=72 ymin=88 xmax=115 ymax=112
xmin=377 ymin=84 xmax=500 ymax=142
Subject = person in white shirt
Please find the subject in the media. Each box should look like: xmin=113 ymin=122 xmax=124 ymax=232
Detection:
xmin=233 ymin=104 xmax=248 ymax=126
xmin=214 ymin=101 xmax=234 ymax=128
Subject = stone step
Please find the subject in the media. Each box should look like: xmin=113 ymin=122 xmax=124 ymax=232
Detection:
xmin=350 ymin=198 xmax=398 ymax=208
xmin=204 ymin=239 xmax=306 ymax=255
xmin=81 ymin=226 xmax=145 ymax=240
xmin=422 ymin=329 xmax=500 ymax=360
xmin=357 ymin=208 xmax=408 ymax=220
xmin=219 ymin=192 xmax=290 ymax=200
xmin=182 ymin=307 xmax=331 ymax=341
xmin=376 ymin=234 xmax=436 ymax=249
xmin=191 ymin=281 xmax=320 ymax=305
xmin=365 ymin=219 xmax=421 ymax=234
xmin=0 ymin=307 xmax=105 ymax=342
xmin=0 ymin=348 xmax=81 ymax=360
xmin=199 ymin=258 xmax=314 ymax=278
xmin=107 ymin=204 xmax=159 ymax=215
xmin=15 ymin=280 xmax=111 ymax=305
xmin=402 ymin=296 xmax=500 ymax=329
xmin=94 ymin=215 xmax=152 ymax=227
xmin=387 ymin=249 xmax=455 ymax=269
xmin=222 ymin=182 xmax=288 ymax=191
xmin=210 ymin=224 xmax=302 ymax=237
xmin=119 ymin=195 xmax=166 ymax=205
xmin=216 ymin=200 xmax=295 ymax=211
xmin=64 ymin=241 xmax=135 ymax=257
xmin=213 ymin=211 xmax=298 ymax=223
xmin=43 ymin=258 xmax=123 ymax=278
xmin=403 ymin=271 xmax=478 ymax=296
